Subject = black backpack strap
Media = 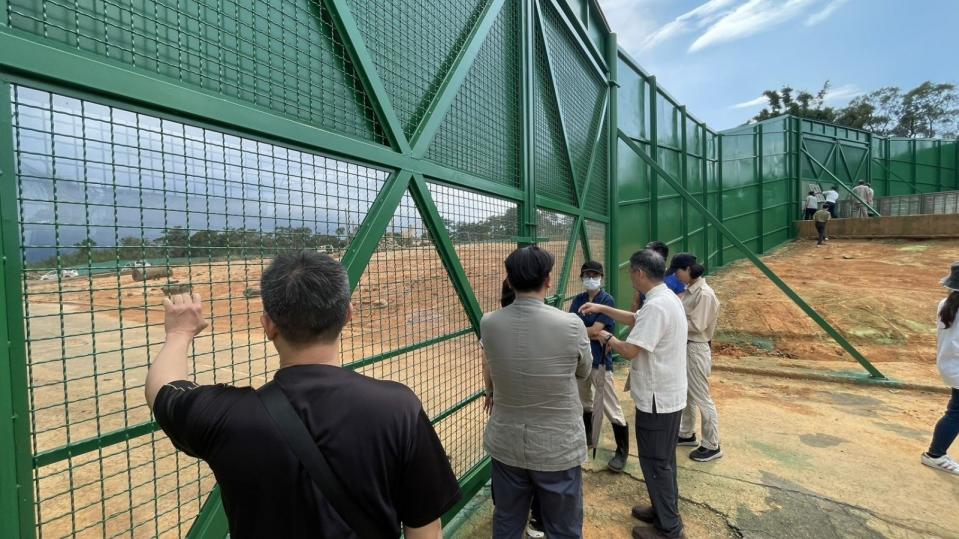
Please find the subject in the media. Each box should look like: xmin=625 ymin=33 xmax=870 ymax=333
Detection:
xmin=257 ymin=381 xmax=393 ymax=538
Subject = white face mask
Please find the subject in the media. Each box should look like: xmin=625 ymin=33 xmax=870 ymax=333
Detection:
xmin=583 ymin=277 xmax=602 ymax=291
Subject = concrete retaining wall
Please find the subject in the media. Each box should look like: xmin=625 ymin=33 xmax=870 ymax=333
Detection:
xmin=795 ymin=213 xmax=959 ymax=240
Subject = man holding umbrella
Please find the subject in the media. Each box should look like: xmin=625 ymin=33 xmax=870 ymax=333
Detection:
xmin=570 ymin=261 xmax=630 ymax=473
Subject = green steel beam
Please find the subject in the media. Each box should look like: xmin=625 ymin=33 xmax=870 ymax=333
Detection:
xmin=342 ymin=170 xmax=414 ymax=289
xmin=431 ymin=390 xmax=485 ymax=425
xmin=606 ymin=33 xmax=620 ymax=305
xmin=553 ymin=215 xmax=584 ymax=307
xmin=408 ymin=174 xmax=485 ymax=333
xmin=521 ymin=0 xmax=538 ymax=242
xmin=680 ymin=105 xmax=689 ymax=251
xmin=619 ymin=131 xmax=886 ymax=380
xmin=757 ymin=123 xmax=764 ymax=253
xmin=912 ymin=140 xmax=918 ymax=194
xmin=534 ymin=0 xmax=582 ymax=209
xmin=717 ymin=134 xmax=724 ymax=266
xmin=580 ymin=221 xmax=594 ymax=263
xmin=649 ymin=76 xmax=659 ymax=240
xmin=0 ymin=79 xmax=37 ymax=538
xmin=577 ymin=96 xmax=610 ymax=207
xmin=186 ymin=487 xmax=229 ymax=539
xmin=344 ymin=328 xmax=474 ymax=371
xmin=701 ymin=124 xmax=710 ymax=268
xmin=322 ymin=0 xmax=412 ymax=154
xmin=536 ymin=196 xmax=609 ymax=223
xmin=801 ymin=147 xmax=880 ymax=216
xmin=411 ymin=0 xmax=507 ymax=156
xmin=33 ymin=420 xmax=159 ymax=468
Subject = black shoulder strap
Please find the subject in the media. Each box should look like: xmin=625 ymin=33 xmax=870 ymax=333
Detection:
xmin=257 ymin=382 xmax=393 ymax=539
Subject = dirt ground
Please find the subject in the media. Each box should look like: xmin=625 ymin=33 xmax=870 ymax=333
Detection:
xmin=707 ymin=238 xmax=959 ymax=386
xmin=450 ymin=367 xmax=959 ymax=539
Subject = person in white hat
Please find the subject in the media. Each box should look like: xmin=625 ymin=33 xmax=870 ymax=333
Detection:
xmin=921 ymin=261 xmax=959 ymax=476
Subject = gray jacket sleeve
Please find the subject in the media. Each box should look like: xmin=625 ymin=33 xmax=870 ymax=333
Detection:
xmin=574 ymin=319 xmax=592 ymax=381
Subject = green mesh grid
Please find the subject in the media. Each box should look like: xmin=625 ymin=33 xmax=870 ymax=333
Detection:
xmin=541 ymin=2 xmax=605 ymax=194
xmin=5 ymin=0 xmax=387 ymax=144
xmin=585 ymin=117 xmax=609 ymax=215
xmin=345 ymin=0 xmax=488 ymax=139
xmin=425 ymin=1 xmax=522 ymax=188
xmin=427 ymin=182 xmax=518 ymax=313
xmin=533 ymin=26 xmax=576 ymax=204
xmin=535 ymin=208 xmax=574 ymax=297
xmin=562 ymin=234 xmax=587 ymax=304
xmin=585 ymin=220 xmax=606 ymax=269
xmin=12 ymin=84 xmax=393 ymax=537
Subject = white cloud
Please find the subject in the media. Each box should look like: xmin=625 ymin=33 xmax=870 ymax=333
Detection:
xmin=595 ymin=0 xmax=662 ymax=56
xmin=638 ymin=0 xmax=739 ymax=51
xmin=730 ymin=95 xmax=769 ymax=109
xmin=823 ymin=83 xmax=862 ymax=103
xmin=805 ymin=0 xmax=849 ymax=26
xmin=689 ymin=0 xmax=820 ymax=52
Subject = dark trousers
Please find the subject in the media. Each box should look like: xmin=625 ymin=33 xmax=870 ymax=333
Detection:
xmin=825 ymin=201 xmax=837 ymax=218
xmin=928 ymin=388 xmax=959 ymax=457
xmin=491 ymin=459 xmax=583 ymax=539
xmin=803 ymin=208 xmax=816 ymax=220
xmin=635 ymin=406 xmax=684 ymax=538
xmin=815 ymin=221 xmax=827 ymax=245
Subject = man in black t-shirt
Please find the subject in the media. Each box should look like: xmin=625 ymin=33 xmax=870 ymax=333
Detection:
xmin=144 ymin=251 xmax=461 ymax=538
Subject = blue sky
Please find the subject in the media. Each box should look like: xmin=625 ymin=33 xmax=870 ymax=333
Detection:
xmin=596 ymin=0 xmax=959 ymax=130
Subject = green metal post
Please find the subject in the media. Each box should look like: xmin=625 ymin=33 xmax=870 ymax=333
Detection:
xmin=885 ymin=138 xmax=891 ymax=196
xmin=554 ymin=216 xmax=584 ymax=306
xmin=717 ymin=134 xmax=724 ymax=266
xmin=701 ymin=125 xmax=709 ymax=268
xmin=912 ymin=139 xmax=918 ymax=194
xmin=521 ymin=0 xmax=538 ymax=244
xmin=186 ymin=487 xmax=229 ymax=538
xmin=680 ymin=106 xmax=688 ymax=251
xmin=618 ymin=131 xmax=886 ymax=380
xmin=606 ymin=35 xmax=620 ymax=304
xmin=937 ymin=140 xmax=943 ymax=193
xmin=0 ymin=80 xmax=37 ymax=537
xmin=649 ymin=76 xmax=658 ymax=240
xmin=757 ymin=123 xmax=764 ymax=253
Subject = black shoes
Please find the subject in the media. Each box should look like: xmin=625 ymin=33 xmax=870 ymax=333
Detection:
xmin=689 ymin=446 xmax=724 ymax=462
xmin=677 ymin=434 xmax=698 ymax=447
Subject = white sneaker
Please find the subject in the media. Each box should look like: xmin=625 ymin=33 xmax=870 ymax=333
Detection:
xmin=526 ymin=524 xmax=545 ymax=538
xmin=921 ymin=453 xmax=959 ymax=476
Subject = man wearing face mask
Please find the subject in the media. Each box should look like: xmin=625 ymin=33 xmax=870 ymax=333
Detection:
xmin=569 ymin=261 xmax=630 ymax=473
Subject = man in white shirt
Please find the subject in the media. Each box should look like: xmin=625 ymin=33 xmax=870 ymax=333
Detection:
xmin=579 ymin=250 xmax=688 ymax=539
xmin=823 ymin=186 xmax=840 ymax=218
xmin=853 ymin=180 xmax=871 ymax=218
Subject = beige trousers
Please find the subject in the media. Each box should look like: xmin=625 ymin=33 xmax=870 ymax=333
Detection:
xmin=679 ymin=342 xmax=721 ymax=450
xmin=579 ymin=366 xmax=627 ymax=427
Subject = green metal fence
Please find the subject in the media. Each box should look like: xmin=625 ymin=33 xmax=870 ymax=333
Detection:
xmin=0 ymin=0 xmax=616 ymax=536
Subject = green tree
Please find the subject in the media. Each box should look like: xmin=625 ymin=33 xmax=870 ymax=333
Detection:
xmin=752 ymin=81 xmax=837 ymax=124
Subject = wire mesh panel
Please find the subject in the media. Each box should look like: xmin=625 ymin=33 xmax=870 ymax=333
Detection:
xmin=586 ymin=220 xmax=606 ymax=269
xmin=346 ymin=0 xmax=488 ymax=139
xmin=428 ymin=183 xmax=519 ymax=313
xmin=533 ymin=24 xmax=576 ymax=205
xmin=4 ymin=0 xmax=388 ymax=144
xmin=12 ymin=84 xmax=390 ymax=537
xmin=535 ymin=209 xmax=574 ymax=296
xmin=426 ymin=1 xmax=522 ymax=188
xmin=562 ymin=236 xmax=587 ymax=304
xmin=541 ymin=2 xmax=605 ymax=194
xmin=586 ymin=117 xmax=609 ymax=216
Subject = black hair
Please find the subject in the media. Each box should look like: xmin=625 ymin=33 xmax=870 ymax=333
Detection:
xmin=261 ymin=250 xmax=351 ymax=343
xmin=504 ymin=246 xmax=554 ymax=293
xmin=645 ymin=240 xmax=669 ymax=260
xmin=941 ymin=291 xmax=959 ymax=329
xmin=669 ymin=253 xmax=704 ymax=279
xmin=500 ymin=279 xmax=515 ymax=308
xmin=629 ymin=249 xmax=665 ymax=281
xmin=832 ymin=186 xmax=838 ymax=190
xmin=808 ymin=191 xmax=815 ymax=196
